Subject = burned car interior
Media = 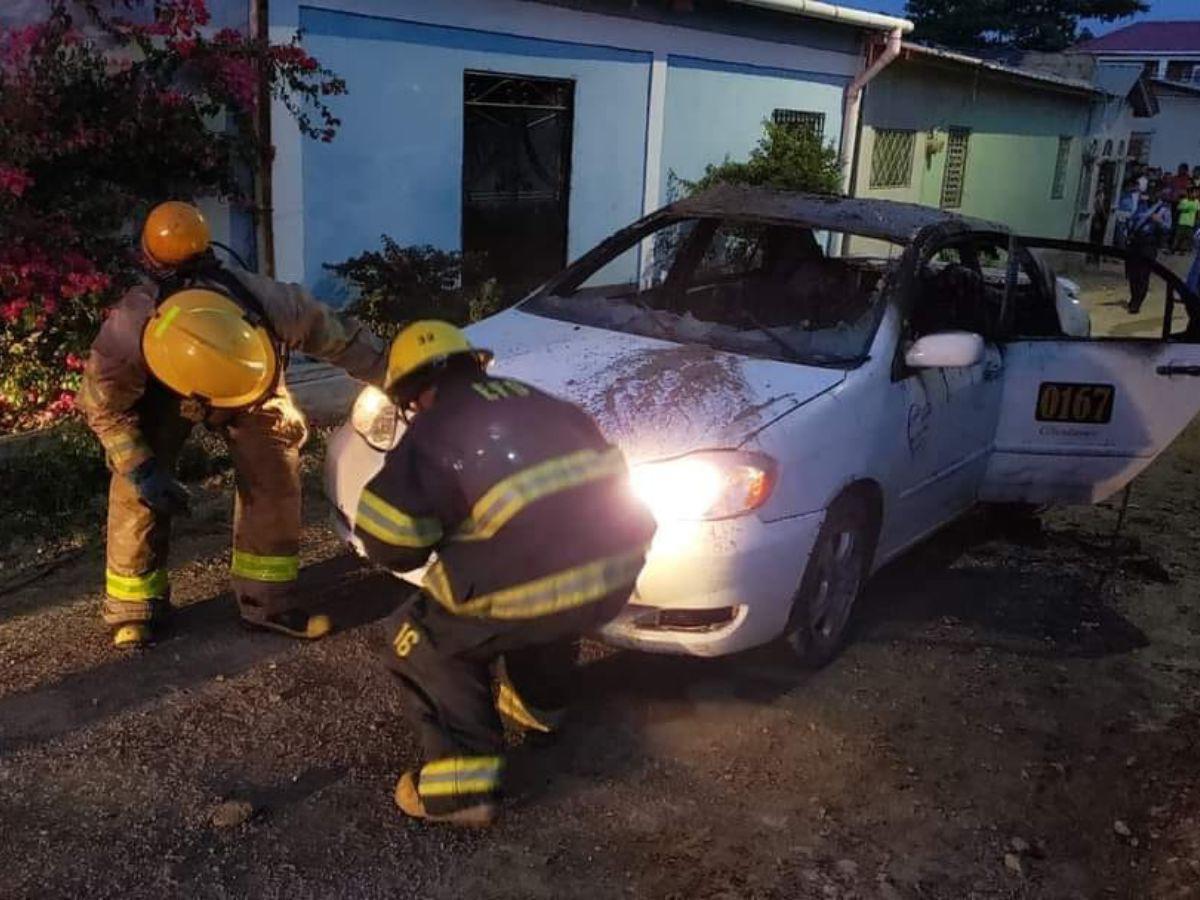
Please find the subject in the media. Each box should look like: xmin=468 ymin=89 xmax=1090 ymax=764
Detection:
xmin=528 ymin=215 xmax=896 ymax=366
xmin=911 ymin=235 xmax=1066 ymax=342
xmin=525 ymin=185 xmax=1200 ymax=371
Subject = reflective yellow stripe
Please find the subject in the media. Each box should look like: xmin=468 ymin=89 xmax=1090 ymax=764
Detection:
xmin=230 ymin=550 xmax=299 ymax=583
xmin=153 ymin=304 xmax=181 ymax=339
xmin=106 ymin=568 xmax=168 ymax=601
xmin=496 ymin=682 xmax=553 ymax=733
xmin=458 ymin=448 xmax=627 ymax=541
xmin=424 ymin=547 xmax=645 ymax=620
xmin=356 ymin=489 xmax=443 ymax=548
xmin=418 ymin=756 xmax=503 ymax=798
xmin=106 ymin=433 xmax=150 ymax=463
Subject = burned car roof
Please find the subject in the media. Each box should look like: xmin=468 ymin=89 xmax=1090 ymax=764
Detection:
xmin=666 ymin=184 xmax=1008 ymax=244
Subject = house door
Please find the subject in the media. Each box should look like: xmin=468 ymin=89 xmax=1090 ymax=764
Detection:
xmin=462 ymin=71 xmax=575 ymax=300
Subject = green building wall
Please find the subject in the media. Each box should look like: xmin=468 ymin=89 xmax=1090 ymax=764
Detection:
xmin=853 ymin=58 xmax=1096 ymax=240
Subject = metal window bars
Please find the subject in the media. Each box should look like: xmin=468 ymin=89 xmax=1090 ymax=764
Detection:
xmin=869 ymin=129 xmax=916 ymax=189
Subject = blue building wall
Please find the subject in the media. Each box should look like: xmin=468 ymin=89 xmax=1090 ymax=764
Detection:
xmin=659 ymin=57 xmax=847 ymax=201
xmin=284 ymin=1 xmax=864 ymax=293
xmin=300 ymin=8 xmax=651 ymax=296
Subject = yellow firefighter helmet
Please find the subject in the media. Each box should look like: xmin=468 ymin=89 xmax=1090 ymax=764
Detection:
xmin=142 ymin=289 xmax=278 ymax=409
xmin=385 ymin=320 xmax=493 ymax=395
xmin=142 ymin=201 xmax=212 ymax=268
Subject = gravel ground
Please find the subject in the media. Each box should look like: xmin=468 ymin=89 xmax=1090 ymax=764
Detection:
xmin=2 ymin=428 xmax=1199 ymax=899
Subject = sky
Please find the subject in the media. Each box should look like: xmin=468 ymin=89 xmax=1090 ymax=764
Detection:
xmin=856 ymin=0 xmax=1198 ymax=34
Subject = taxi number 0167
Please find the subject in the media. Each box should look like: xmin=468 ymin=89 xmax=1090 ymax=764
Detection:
xmin=1036 ymin=382 xmax=1115 ymax=424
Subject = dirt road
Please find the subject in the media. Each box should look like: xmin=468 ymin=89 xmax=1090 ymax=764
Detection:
xmin=2 ymin=428 xmax=1199 ymax=899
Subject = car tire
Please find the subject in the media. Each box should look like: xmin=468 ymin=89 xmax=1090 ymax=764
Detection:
xmin=784 ymin=489 xmax=877 ymax=669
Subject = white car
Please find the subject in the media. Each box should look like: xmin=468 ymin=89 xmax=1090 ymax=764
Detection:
xmin=326 ymin=186 xmax=1200 ymax=666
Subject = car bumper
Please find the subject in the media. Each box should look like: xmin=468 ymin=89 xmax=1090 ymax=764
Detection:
xmin=598 ymin=511 xmax=824 ymax=656
xmin=324 ymin=422 xmax=824 ymax=658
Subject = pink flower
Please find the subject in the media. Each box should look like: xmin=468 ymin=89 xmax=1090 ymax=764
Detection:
xmin=0 ymin=166 xmax=34 ymax=198
xmin=47 ymin=390 xmax=77 ymax=416
xmin=64 ymin=353 xmax=85 ymax=372
xmin=1 ymin=298 xmax=30 ymax=324
xmin=170 ymin=36 xmax=197 ymax=58
xmin=214 ymin=57 xmax=259 ymax=111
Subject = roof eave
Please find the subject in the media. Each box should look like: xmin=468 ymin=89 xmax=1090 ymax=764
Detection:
xmin=725 ymin=0 xmax=913 ymax=33
xmin=900 ymin=43 xmax=1101 ymax=97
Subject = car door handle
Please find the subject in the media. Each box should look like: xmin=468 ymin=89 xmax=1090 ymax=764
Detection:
xmin=1156 ymin=365 xmax=1200 ymax=376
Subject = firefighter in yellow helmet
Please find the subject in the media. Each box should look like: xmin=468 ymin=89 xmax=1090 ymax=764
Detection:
xmin=351 ymin=321 xmax=656 ymax=827
xmin=78 ymin=201 xmax=388 ymax=648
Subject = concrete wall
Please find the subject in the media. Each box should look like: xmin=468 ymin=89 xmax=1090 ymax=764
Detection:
xmin=854 ymin=59 xmax=1095 ymax=240
xmin=296 ymin=8 xmax=651 ymax=298
xmin=268 ymin=0 xmax=864 ymax=290
xmin=1146 ymin=89 xmax=1200 ymax=172
xmin=659 ymin=57 xmax=846 ymax=200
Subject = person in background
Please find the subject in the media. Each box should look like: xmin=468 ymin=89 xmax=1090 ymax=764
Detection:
xmin=1169 ymin=163 xmax=1192 ymax=205
xmin=1188 ymin=224 xmax=1200 ymax=298
xmin=1174 ymin=186 xmax=1199 ymax=254
xmin=1125 ymin=190 xmax=1172 ymax=315
xmin=1088 ymin=184 xmax=1110 ymax=264
xmin=1113 ymin=177 xmax=1143 ymax=250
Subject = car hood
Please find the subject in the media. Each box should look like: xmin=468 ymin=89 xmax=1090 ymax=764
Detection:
xmin=466 ymin=308 xmax=845 ymax=462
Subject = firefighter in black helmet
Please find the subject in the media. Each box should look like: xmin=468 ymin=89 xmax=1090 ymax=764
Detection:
xmin=352 ymin=320 xmax=655 ymax=827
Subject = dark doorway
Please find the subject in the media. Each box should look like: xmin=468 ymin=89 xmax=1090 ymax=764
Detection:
xmin=462 ymin=71 xmax=575 ymax=300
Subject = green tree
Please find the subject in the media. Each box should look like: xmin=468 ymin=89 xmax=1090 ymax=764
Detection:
xmin=324 ymin=238 xmax=502 ymax=338
xmin=682 ymin=120 xmax=841 ymax=196
xmin=905 ymin=0 xmax=1148 ymax=52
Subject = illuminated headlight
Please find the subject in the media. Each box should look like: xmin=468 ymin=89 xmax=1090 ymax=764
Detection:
xmin=350 ymin=386 xmax=399 ymax=451
xmin=630 ymin=451 xmax=776 ymax=521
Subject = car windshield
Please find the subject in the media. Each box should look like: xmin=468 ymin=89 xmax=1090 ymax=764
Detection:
xmin=522 ymin=216 xmax=904 ymax=366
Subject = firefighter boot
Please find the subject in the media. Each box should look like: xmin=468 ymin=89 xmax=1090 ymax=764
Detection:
xmin=241 ymin=608 xmax=333 ymax=640
xmin=394 ymin=772 xmax=497 ymax=828
xmin=113 ymin=623 xmax=153 ymax=649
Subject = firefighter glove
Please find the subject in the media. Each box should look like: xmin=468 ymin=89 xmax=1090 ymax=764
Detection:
xmin=129 ymin=457 xmax=191 ymax=517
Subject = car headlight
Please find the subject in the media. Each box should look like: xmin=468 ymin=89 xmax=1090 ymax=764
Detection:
xmin=350 ymin=386 xmax=399 ymax=451
xmin=630 ymin=451 xmax=776 ymax=521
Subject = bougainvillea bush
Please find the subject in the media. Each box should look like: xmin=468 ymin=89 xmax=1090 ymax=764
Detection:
xmin=0 ymin=0 xmax=344 ymax=433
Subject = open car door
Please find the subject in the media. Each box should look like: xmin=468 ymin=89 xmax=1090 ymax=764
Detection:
xmin=981 ymin=236 xmax=1200 ymax=505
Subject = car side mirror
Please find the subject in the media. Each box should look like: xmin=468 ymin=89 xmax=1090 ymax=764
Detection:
xmin=905 ymin=331 xmax=985 ymax=369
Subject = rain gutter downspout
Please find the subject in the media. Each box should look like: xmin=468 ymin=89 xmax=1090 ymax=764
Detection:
xmin=727 ymin=1 xmax=912 ymax=252
xmin=839 ymin=27 xmax=905 ymax=197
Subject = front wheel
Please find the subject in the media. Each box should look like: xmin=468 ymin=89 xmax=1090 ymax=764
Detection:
xmin=784 ymin=491 xmax=876 ymax=669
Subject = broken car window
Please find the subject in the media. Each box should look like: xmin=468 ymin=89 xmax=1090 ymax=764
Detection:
xmin=525 ymin=217 xmax=897 ymax=367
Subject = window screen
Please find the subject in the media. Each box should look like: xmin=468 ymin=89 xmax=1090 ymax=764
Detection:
xmin=940 ymin=128 xmax=970 ymax=209
xmin=772 ymin=108 xmax=825 ymax=141
xmin=869 ymin=129 xmax=916 ymax=188
xmin=1051 ymin=136 xmax=1072 ymax=199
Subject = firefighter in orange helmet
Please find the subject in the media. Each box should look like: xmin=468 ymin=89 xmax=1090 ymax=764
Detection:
xmin=79 ymin=201 xmax=388 ymax=648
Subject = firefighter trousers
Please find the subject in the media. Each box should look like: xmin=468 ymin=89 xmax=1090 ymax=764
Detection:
xmin=383 ymin=588 xmax=629 ymax=814
xmin=102 ymin=385 xmax=309 ymax=628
